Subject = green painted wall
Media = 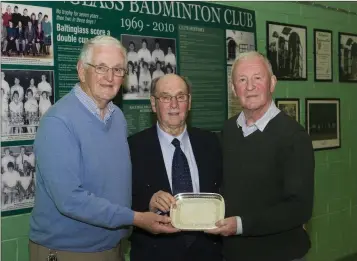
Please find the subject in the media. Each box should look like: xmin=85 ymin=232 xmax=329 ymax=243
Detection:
xmin=2 ymin=2 xmax=357 ymax=261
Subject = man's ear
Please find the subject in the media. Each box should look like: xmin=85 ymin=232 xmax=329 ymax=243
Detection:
xmin=77 ymin=61 xmax=86 ymax=83
xmin=188 ymin=94 xmax=192 ymax=111
xmin=270 ymin=75 xmax=277 ymax=93
xmin=231 ymin=83 xmax=237 ymax=97
xmin=150 ymin=96 xmax=157 ymax=113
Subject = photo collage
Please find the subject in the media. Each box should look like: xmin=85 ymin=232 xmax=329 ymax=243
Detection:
xmin=1 ymin=2 xmax=55 ymax=213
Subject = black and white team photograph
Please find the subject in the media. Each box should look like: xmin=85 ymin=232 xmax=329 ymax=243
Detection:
xmin=1 ymin=145 xmax=36 ymax=212
xmin=121 ymin=34 xmax=177 ymax=100
xmin=1 ymin=2 xmax=54 ymax=66
xmin=1 ymin=69 xmax=54 ymax=141
xmin=267 ymin=22 xmax=307 ymax=80
xmin=339 ymin=33 xmax=357 ymax=82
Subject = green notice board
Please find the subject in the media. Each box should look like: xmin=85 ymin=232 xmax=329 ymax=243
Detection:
xmin=0 ymin=1 xmax=255 ymax=215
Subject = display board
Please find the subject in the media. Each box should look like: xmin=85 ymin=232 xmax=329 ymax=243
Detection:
xmin=0 ymin=1 xmax=256 ymax=215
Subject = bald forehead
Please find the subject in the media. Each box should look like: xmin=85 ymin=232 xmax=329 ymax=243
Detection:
xmin=156 ymin=74 xmax=188 ymax=93
xmin=233 ymin=55 xmax=271 ymax=77
xmin=158 ymin=74 xmax=183 ymax=84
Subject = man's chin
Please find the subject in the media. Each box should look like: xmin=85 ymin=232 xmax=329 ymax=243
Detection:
xmin=100 ymin=93 xmax=117 ymax=101
xmin=167 ymin=122 xmax=184 ymax=128
xmin=244 ymin=103 xmax=260 ymax=110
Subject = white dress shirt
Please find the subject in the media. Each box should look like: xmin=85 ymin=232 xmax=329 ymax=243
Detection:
xmin=156 ymin=123 xmax=200 ymax=194
xmin=137 ymin=48 xmax=152 ymax=64
xmin=28 ymin=86 xmax=39 ymax=100
xmin=1 ymin=155 xmax=15 ymax=172
xmin=164 ymin=53 xmax=176 ymax=67
xmin=39 ymin=98 xmax=52 ymax=117
xmin=152 ymin=49 xmax=165 ymax=63
xmin=127 ymin=73 xmax=138 ymax=91
xmin=10 ymin=84 xmax=24 ymax=101
xmin=152 ymin=69 xmax=165 ymax=80
xmin=38 ymin=81 xmax=52 ymax=99
xmin=127 ymin=51 xmax=138 ymax=65
xmin=234 ymin=101 xmax=281 ymax=235
xmin=2 ymin=79 xmax=10 ymax=100
xmin=138 ymin=71 xmax=152 ymax=91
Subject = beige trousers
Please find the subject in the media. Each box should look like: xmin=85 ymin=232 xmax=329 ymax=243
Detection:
xmin=29 ymin=240 xmax=124 ymax=261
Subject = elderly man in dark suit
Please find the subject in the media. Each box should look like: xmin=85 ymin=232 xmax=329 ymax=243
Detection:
xmin=128 ymin=74 xmax=223 ymax=261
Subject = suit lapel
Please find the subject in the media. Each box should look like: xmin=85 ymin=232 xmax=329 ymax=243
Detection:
xmin=187 ymin=128 xmax=206 ymax=192
xmin=149 ymin=125 xmax=172 ymax=194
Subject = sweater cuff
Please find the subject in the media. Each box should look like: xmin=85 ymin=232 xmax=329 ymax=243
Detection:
xmin=115 ymin=207 xmax=135 ymax=227
xmin=236 ymin=216 xmax=243 ymax=235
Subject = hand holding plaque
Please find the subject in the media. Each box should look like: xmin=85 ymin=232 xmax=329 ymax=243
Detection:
xmin=149 ymin=190 xmax=176 ymax=213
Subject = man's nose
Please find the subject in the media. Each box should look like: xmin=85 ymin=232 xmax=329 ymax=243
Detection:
xmin=246 ymin=79 xmax=256 ymax=91
xmin=105 ymin=69 xmax=114 ymax=82
xmin=170 ymin=96 xmax=179 ymax=108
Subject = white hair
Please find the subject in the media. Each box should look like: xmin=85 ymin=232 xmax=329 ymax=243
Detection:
xmin=79 ymin=35 xmax=127 ymax=67
xmin=231 ymin=51 xmax=274 ymax=80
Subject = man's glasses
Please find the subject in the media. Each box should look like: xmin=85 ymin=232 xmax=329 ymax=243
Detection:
xmin=153 ymin=94 xmax=190 ymax=103
xmin=86 ymin=63 xmax=127 ymax=77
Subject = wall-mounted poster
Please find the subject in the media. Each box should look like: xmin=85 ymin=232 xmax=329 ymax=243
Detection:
xmin=275 ymin=98 xmax=300 ymax=122
xmin=1 ymin=2 xmax=54 ymax=66
xmin=1 ymin=145 xmax=36 ymax=214
xmin=314 ymin=29 xmax=333 ymax=82
xmin=1 ymin=0 xmax=256 ymax=217
xmin=1 ymin=69 xmax=55 ymax=142
xmin=339 ymin=32 xmax=357 ymax=82
xmin=305 ymin=98 xmax=341 ymax=150
xmin=266 ymin=21 xmax=307 ymax=81
xmin=1 ymin=1 xmax=257 ymax=134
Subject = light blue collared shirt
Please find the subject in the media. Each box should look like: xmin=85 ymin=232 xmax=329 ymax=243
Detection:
xmin=74 ymin=83 xmax=115 ymax=124
xmin=237 ymin=101 xmax=281 ymax=137
xmin=156 ymin=122 xmax=200 ymax=194
xmin=234 ymin=101 xmax=281 ymax=235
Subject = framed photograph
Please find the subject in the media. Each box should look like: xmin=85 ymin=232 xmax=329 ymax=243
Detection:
xmin=121 ymin=34 xmax=177 ymax=100
xmin=314 ymin=29 xmax=333 ymax=82
xmin=1 ymin=69 xmax=55 ymax=142
xmin=275 ymin=98 xmax=300 ymax=122
xmin=226 ymin=29 xmax=256 ymax=65
xmin=1 ymin=145 xmax=36 ymax=216
xmin=339 ymin=32 xmax=357 ymax=82
xmin=1 ymin=2 xmax=54 ymax=66
xmin=266 ymin=21 xmax=307 ymax=81
xmin=305 ymin=98 xmax=341 ymax=150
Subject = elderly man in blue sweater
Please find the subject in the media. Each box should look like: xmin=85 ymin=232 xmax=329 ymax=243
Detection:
xmin=29 ymin=35 xmax=178 ymax=261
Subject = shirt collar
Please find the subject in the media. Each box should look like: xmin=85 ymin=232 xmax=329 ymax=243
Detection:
xmin=156 ymin=122 xmax=188 ymax=149
xmin=74 ymin=83 xmax=115 ymax=123
xmin=237 ymin=101 xmax=280 ymax=132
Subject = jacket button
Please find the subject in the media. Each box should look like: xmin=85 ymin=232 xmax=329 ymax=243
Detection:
xmin=146 ymin=184 xmax=151 ymax=188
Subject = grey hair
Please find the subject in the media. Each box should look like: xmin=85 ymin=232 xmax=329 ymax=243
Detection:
xmin=78 ymin=35 xmax=127 ymax=67
xmin=231 ymin=51 xmax=274 ymax=80
xmin=150 ymin=74 xmax=192 ymax=96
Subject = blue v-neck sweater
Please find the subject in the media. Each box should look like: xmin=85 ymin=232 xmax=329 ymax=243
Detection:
xmin=29 ymin=90 xmax=134 ymax=252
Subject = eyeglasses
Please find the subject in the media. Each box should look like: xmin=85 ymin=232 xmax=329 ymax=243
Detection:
xmin=86 ymin=63 xmax=127 ymax=77
xmin=154 ymin=94 xmax=190 ymax=103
